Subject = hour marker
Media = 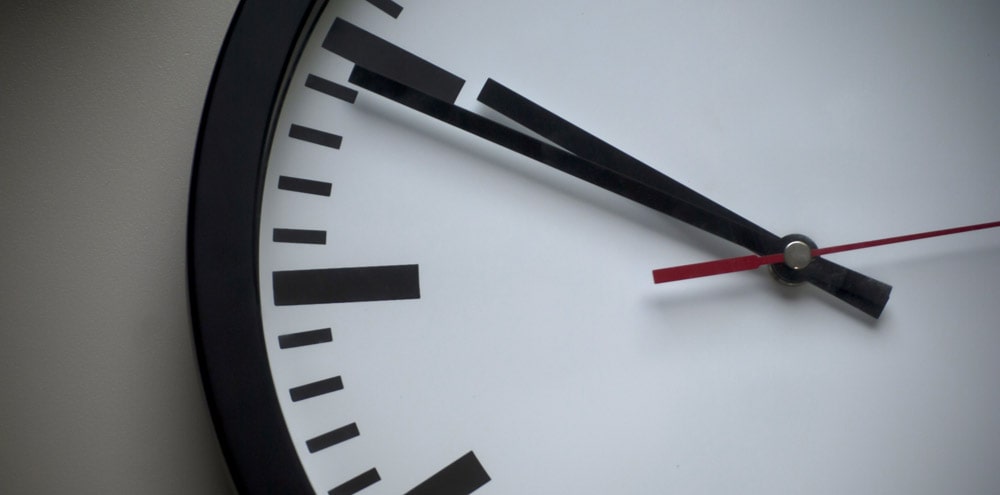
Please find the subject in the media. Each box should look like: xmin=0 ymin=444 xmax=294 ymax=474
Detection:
xmin=405 ymin=451 xmax=491 ymax=495
xmin=329 ymin=468 xmax=381 ymax=495
xmin=364 ymin=0 xmax=403 ymax=18
xmin=290 ymin=124 xmax=343 ymax=149
xmin=273 ymin=228 xmax=327 ymax=245
xmin=273 ymin=265 xmax=420 ymax=306
xmin=278 ymin=328 xmax=332 ymax=349
xmin=278 ymin=176 xmax=332 ymax=197
xmin=306 ymin=423 xmax=360 ymax=453
xmin=306 ymin=74 xmax=358 ymax=103
xmin=290 ymin=376 xmax=344 ymax=402
xmin=323 ymin=18 xmax=465 ymax=103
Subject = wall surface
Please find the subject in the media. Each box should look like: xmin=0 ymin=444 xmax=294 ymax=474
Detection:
xmin=1 ymin=1 xmax=240 ymax=492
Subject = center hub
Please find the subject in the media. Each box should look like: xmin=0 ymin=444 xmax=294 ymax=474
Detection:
xmin=769 ymin=233 xmax=818 ymax=286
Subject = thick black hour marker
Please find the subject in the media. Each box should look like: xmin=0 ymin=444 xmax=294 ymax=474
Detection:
xmin=306 ymin=74 xmax=358 ymax=103
xmin=323 ymin=18 xmax=465 ymax=103
xmin=273 ymin=228 xmax=327 ymax=245
xmin=278 ymin=176 xmax=332 ymax=197
xmin=364 ymin=0 xmax=403 ymax=18
xmin=278 ymin=328 xmax=332 ymax=349
xmin=290 ymin=124 xmax=343 ymax=149
xmin=405 ymin=451 xmax=491 ymax=495
xmin=290 ymin=376 xmax=343 ymax=402
xmin=329 ymin=468 xmax=381 ymax=495
xmin=273 ymin=265 xmax=420 ymax=306
xmin=306 ymin=423 xmax=360 ymax=453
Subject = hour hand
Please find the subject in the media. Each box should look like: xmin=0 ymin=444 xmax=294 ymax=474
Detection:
xmin=476 ymin=80 xmax=892 ymax=318
xmin=348 ymin=65 xmax=890 ymax=318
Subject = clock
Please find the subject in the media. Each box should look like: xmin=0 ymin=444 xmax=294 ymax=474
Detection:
xmin=189 ymin=1 xmax=1000 ymax=493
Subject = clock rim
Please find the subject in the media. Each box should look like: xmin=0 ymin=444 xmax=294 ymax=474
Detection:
xmin=188 ymin=0 xmax=325 ymax=493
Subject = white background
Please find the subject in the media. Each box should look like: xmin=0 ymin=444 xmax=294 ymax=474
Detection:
xmin=1 ymin=1 xmax=238 ymax=492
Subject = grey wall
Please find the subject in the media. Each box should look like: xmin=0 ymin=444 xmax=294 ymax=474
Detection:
xmin=1 ymin=2 xmax=240 ymax=492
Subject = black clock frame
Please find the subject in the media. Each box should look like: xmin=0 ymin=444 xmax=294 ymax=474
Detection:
xmin=188 ymin=0 xmax=325 ymax=493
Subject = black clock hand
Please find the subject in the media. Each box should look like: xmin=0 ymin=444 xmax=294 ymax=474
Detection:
xmin=477 ymin=79 xmax=768 ymax=243
xmin=476 ymin=80 xmax=892 ymax=317
xmin=349 ymin=67 xmax=767 ymax=244
xmin=349 ymin=66 xmax=889 ymax=317
xmin=323 ymin=17 xmax=887 ymax=316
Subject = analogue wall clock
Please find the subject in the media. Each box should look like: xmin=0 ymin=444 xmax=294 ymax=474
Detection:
xmin=189 ymin=1 xmax=1000 ymax=493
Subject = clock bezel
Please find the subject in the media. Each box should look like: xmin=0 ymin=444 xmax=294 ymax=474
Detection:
xmin=188 ymin=0 xmax=324 ymax=493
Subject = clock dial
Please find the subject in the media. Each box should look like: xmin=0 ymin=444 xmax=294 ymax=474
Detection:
xmin=190 ymin=1 xmax=1000 ymax=494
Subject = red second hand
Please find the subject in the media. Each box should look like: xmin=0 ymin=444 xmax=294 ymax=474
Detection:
xmin=652 ymin=220 xmax=1000 ymax=284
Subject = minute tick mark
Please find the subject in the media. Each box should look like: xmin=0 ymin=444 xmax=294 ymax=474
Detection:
xmin=306 ymin=423 xmax=360 ymax=453
xmin=290 ymin=124 xmax=343 ymax=150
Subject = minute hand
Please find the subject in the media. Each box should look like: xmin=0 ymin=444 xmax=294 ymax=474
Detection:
xmin=476 ymin=80 xmax=891 ymax=318
xmin=349 ymin=66 xmax=889 ymax=317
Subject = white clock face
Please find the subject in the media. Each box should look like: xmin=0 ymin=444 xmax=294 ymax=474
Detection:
xmin=254 ymin=1 xmax=1000 ymax=493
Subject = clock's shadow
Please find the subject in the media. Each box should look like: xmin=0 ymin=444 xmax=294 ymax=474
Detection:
xmin=644 ymin=274 xmax=884 ymax=330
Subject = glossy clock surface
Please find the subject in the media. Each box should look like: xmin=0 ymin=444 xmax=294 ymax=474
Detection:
xmin=190 ymin=1 xmax=1000 ymax=493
